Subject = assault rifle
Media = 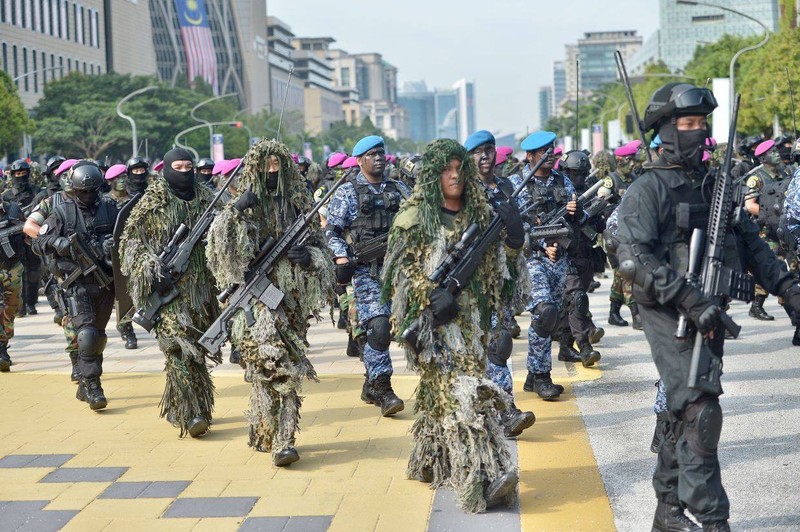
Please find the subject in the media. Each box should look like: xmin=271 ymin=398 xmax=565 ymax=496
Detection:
xmin=400 ymin=221 xmax=569 ymax=355
xmin=579 ymin=193 xmax=619 ymax=241
xmin=198 ymin=174 xmax=348 ymax=355
xmin=60 ymin=233 xmax=113 ymax=291
xmin=676 ymin=93 xmax=755 ymax=394
xmin=353 ymin=233 xmax=389 ymax=265
xmin=0 ymin=220 xmax=23 ymax=258
xmin=132 ymin=160 xmax=244 ymax=332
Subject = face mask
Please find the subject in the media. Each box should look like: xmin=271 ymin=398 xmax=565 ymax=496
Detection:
xmin=198 ymin=170 xmax=213 ymax=184
xmin=660 ymin=122 xmax=708 ymax=172
xmin=162 ymin=148 xmax=196 ymax=201
xmin=127 ymin=175 xmax=148 ymax=194
xmin=113 ymin=177 xmax=127 ymax=192
xmin=75 ymin=189 xmax=99 ymax=207
xmin=266 ymin=171 xmax=279 ymax=191
xmin=777 ymin=145 xmax=792 ymax=163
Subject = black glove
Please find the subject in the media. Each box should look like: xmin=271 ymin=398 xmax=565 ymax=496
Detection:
xmin=335 ymin=261 xmax=355 ymax=284
xmin=287 ymin=245 xmax=311 ymax=269
xmin=429 ymin=288 xmax=460 ymax=326
xmin=680 ymin=287 xmax=720 ymax=335
xmin=151 ymin=272 xmax=174 ymax=296
xmin=496 ymin=201 xmax=525 ymax=249
xmin=234 ymin=191 xmax=258 ymax=212
xmin=52 ymin=237 xmax=71 ymax=257
xmin=781 ymin=283 xmax=800 ymax=313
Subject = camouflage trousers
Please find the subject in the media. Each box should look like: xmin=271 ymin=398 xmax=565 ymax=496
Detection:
xmin=0 ymin=262 xmax=23 ymax=344
xmin=526 ymin=255 xmax=568 ymax=374
xmin=653 ymin=379 xmax=667 ymax=414
xmin=338 ymin=285 xmax=364 ymax=338
xmin=487 ymin=306 xmax=514 ymax=396
xmin=609 ymin=268 xmax=633 ymax=305
xmin=352 ymin=265 xmax=392 ymax=382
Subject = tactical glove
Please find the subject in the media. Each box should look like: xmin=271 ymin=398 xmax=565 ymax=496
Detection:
xmin=287 ymin=245 xmax=311 ymax=269
xmin=496 ymin=201 xmax=525 ymax=249
xmin=335 ymin=261 xmax=355 ymax=284
xmin=52 ymin=237 xmax=71 ymax=257
xmin=679 ymin=286 xmax=720 ymax=335
xmin=429 ymin=288 xmax=460 ymax=326
xmin=151 ymin=272 xmax=174 ymax=296
xmin=234 ymin=191 xmax=258 ymax=212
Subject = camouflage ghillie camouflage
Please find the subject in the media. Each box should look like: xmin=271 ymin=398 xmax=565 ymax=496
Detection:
xmin=0 ymin=262 xmax=22 ymax=343
xmin=118 ymin=176 xmax=220 ymax=437
xmin=592 ymin=150 xmax=616 ymax=180
xmin=382 ymin=138 xmax=516 ymax=513
xmin=205 ymin=139 xmax=334 ymax=458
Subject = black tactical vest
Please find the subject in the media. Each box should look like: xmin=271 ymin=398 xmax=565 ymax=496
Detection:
xmin=609 ymin=171 xmax=635 ymax=197
xmin=52 ymin=198 xmax=117 ymax=275
xmin=527 ymin=172 xmax=570 ymax=218
xmin=482 ymin=176 xmax=515 ymax=209
xmin=758 ymin=177 xmax=791 ymax=241
xmin=348 ymin=177 xmax=405 ymax=245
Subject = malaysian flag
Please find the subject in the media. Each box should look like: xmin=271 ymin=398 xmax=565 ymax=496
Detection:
xmin=175 ymin=0 xmax=218 ymax=95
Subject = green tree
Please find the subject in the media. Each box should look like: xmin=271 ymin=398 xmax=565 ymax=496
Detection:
xmin=0 ymin=71 xmax=33 ymax=158
xmin=683 ymin=34 xmax=761 ymax=87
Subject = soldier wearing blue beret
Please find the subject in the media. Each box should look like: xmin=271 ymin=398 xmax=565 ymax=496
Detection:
xmin=325 ymin=135 xmax=411 ymax=417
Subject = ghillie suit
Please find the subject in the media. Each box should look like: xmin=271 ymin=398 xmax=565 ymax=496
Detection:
xmin=206 ymin=139 xmax=334 ymax=462
xmin=591 ymin=150 xmax=616 ymax=181
xmin=119 ymin=175 xmax=220 ymax=437
xmin=382 ymin=139 xmax=517 ymax=513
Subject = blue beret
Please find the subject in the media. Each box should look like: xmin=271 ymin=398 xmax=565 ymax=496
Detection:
xmin=464 ymin=130 xmax=495 ymax=152
xmin=521 ymin=131 xmax=557 ymax=151
xmin=649 ymin=134 xmax=662 ymax=149
xmin=352 ymin=135 xmax=385 ymax=157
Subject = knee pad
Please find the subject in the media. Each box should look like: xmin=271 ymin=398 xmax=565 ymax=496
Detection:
xmin=488 ymin=330 xmax=513 ymax=367
xmin=77 ymin=327 xmax=101 ymax=356
xmin=98 ymin=332 xmax=108 ymax=354
xmin=366 ymin=316 xmax=392 ymax=351
xmin=684 ymin=399 xmax=722 ymax=457
xmin=531 ymin=302 xmax=558 ymax=337
xmin=573 ymin=291 xmax=590 ymax=317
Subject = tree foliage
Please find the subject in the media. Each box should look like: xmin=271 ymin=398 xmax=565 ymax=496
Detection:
xmin=0 ymin=71 xmax=33 ymax=158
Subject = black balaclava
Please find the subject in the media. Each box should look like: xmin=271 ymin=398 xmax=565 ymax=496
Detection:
xmin=266 ymin=171 xmax=280 ymax=190
xmin=162 ymin=148 xmax=196 ymax=200
xmin=658 ymin=119 xmax=708 ymax=175
xmin=127 ymin=172 xmax=148 ymax=194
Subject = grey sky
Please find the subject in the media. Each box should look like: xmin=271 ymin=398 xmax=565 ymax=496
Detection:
xmin=267 ymin=0 xmax=660 ymax=137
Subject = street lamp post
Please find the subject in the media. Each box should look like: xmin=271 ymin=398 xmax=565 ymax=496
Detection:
xmin=174 ymin=121 xmax=247 ymax=162
xmin=190 ymin=93 xmax=237 ymax=157
xmin=12 ymin=65 xmax=65 ymax=83
xmin=116 ymin=85 xmax=158 ymax=158
xmin=676 ymin=0 xmax=771 ymax=111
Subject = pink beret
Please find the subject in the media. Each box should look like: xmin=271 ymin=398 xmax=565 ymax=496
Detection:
xmin=754 ymin=139 xmax=775 ymax=157
xmin=702 ymin=138 xmax=717 ymax=162
xmin=291 ymin=153 xmax=299 ymax=163
xmin=614 ymin=139 xmax=642 ymax=157
xmin=327 ymin=152 xmax=347 ymax=168
xmin=495 ymin=152 xmax=509 ymax=166
xmin=105 ymin=164 xmax=127 ymax=180
xmin=386 ymin=154 xmax=396 ymax=164
xmin=212 ymin=160 xmax=226 ymax=175
xmin=553 ymin=147 xmax=563 ymax=156
xmin=496 ymin=146 xmax=514 ymax=157
xmin=55 ymin=159 xmax=79 ymax=177
xmin=153 ymin=160 xmax=164 ymax=172
xmin=342 ymin=156 xmax=358 ymax=169
xmin=218 ymin=158 xmax=241 ymax=176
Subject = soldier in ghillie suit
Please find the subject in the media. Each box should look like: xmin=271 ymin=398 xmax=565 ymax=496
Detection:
xmin=119 ymin=148 xmax=220 ymax=438
xmin=205 ymin=139 xmax=333 ymax=467
xmin=382 ymin=139 xmax=518 ymax=514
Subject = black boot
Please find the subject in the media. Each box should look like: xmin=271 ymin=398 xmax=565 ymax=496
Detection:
xmin=360 ymin=374 xmax=377 ymax=404
xmin=557 ymin=340 xmax=582 ymax=363
xmin=484 ymin=471 xmax=519 ymax=509
xmin=502 ymin=402 xmax=535 ymax=438
xmin=588 ymin=326 xmax=605 ymax=344
xmin=69 ymin=351 xmax=80 ymax=383
xmin=117 ymin=322 xmax=138 ymax=350
xmin=77 ymin=377 xmax=107 ymax=411
xmin=651 ymin=500 xmax=701 ymax=531
xmin=525 ymin=372 xmax=561 ymax=401
xmin=337 ymin=310 xmax=348 ymax=330
xmin=749 ymin=294 xmax=774 ymax=321
xmin=509 ymin=317 xmax=521 ymax=339
xmin=608 ymin=301 xmax=628 ymax=326
xmin=523 ymin=370 xmax=564 ymax=394
xmin=0 ymin=344 xmax=11 ymax=372
xmin=630 ymin=302 xmax=644 ymax=331
xmin=588 ymin=280 xmax=601 ymax=293
xmin=793 ymin=326 xmax=800 ymax=346
xmin=26 ymin=304 xmax=37 ymax=315
xmin=274 ymin=447 xmax=300 ymax=467
xmin=579 ymin=343 xmax=601 ymax=368
xmin=371 ymin=374 xmax=404 ymax=416
xmin=701 ymin=521 xmax=730 ymax=532
xmin=187 ymin=415 xmax=210 ymax=438
xmin=346 ymin=334 xmax=361 ymax=358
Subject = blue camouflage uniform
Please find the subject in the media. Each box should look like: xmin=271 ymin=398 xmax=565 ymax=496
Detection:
xmin=510 ymin=166 xmax=577 ymax=375
xmin=325 ymin=173 xmax=410 ymax=383
xmin=783 ymin=166 xmax=800 ymax=248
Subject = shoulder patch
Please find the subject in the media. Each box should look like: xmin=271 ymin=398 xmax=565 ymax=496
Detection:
xmin=392 ymin=206 xmax=420 ymax=230
xmin=39 ymin=224 xmax=49 ymax=235
xmin=602 ymin=176 xmax=614 ymax=189
xmin=746 ymin=176 xmax=760 ymax=190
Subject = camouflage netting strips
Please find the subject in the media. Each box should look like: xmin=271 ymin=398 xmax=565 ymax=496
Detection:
xmin=205 ymin=138 xmax=334 ymax=457
xmin=382 ymin=138 xmax=517 ymax=513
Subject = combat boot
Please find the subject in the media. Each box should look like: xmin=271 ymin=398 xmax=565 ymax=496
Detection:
xmin=337 ymin=310 xmax=348 ymax=330
xmin=360 ymin=374 xmax=377 ymax=404
xmin=608 ymin=301 xmax=628 ymax=326
xmin=26 ymin=304 xmax=37 ymax=316
xmin=77 ymin=377 xmax=107 ymax=411
xmin=793 ymin=326 xmax=800 ymax=346
xmin=484 ymin=471 xmax=519 ymax=509
xmin=557 ymin=340 xmax=582 ymax=363
xmin=274 ymin=447 xmax=300 ymax=467
xmin=526 ymin=372 xmax=561 ymax=401
xmin=523 ymin=370 xmax=564 ymax=394
xmin=372 ymin=375 xmax=404 ymax=416
xmin=187 ymin=415 xmax=210 ymax=438
xmin=748 ymin=294 xmax=774 ymax=321
xmin=0 ymin=344 xmax=11 ymax=372
xmin=630 ymin=302 xmax=644 ymax=331
xmin=502 ymin=402 xmax=535 ymax=438
xmin=651 ymin=500 xmax=701 ymax=531
xmin=588 ymin=326 xmax=605 ymax=344
xmin=346 ymin=334 xmax=361 ymax=358
xmin=509 ymin=317 xmax=521 ymax=338
xmin=578 ymin=343 xmax=601 ymax=368
xmin=117 ymin=322 xmax=138 ymax=350
xmin=69 ymin=351 xmax=80 ymax=383
xmin=701 ymin=521 xmax=730 ymax=532
xmin=588 ymin=280 xmax=601 ymax=293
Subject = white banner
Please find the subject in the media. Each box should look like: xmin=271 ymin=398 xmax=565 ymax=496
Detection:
xmin=711 ymin=78 xmax=731 ymax=143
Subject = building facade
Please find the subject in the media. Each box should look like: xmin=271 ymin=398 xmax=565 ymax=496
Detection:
xmin=292 ymin=36 xmax=342 ymax=135
xmin=577 ymin=30 xmax=642 ymax=93
xmin=398 ymin=81 xmax=436 ymax=143
xmin=538 ymin=86 xmax=552 ymax=130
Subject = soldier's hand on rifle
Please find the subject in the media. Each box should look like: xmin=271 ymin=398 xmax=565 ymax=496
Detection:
xmin=151 ymin=271 xmax=173 ymax=296
xmin=429 ymin=288 xmax=460 ymax=326
xmin=496 ymin=201 xmax=525 ymax=250
xmin=234 ymin=190 xmax=258 ymax=212
xmin=680 ymin=288 xmax=720 ymax=338
xmin=545 ymin=242 xmax=559 ymax=262
xmin=287 ymin=245 xmax=311 ymax=269
xmin=334 ymin=259 xmax=354 ymax=285
xmin=52 ymin=237 xmax=71 ymax=257
xmin=566 ymin=194 xmax=578 ymax=216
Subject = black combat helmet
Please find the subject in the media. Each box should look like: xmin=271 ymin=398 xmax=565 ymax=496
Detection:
xmin=70 ymin=161 xmax=104 ymax=206
xmin=196 ymin=158 xmax=214 ymax=171
xmin=559 ymin=150 xmax=591 ymax=176
xmin=399 ymin=155 xmax=422 ymax=187
xmin=9 ymin=160 xmax=31 ymax=187
xmin=46 ymin=156 xmax=66 ymax=175
xmin=126 ymin=156 xmax=149 ymax=172
xmin=643 ymin=83 xmax=718 ymax=133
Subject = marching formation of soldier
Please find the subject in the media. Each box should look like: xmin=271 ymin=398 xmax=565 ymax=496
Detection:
xmin=4 ymin=79 xmax=800 ymax=529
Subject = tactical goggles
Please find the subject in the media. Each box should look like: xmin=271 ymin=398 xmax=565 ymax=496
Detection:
xmin=672 ymin=87 xmax=718 ymax=114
